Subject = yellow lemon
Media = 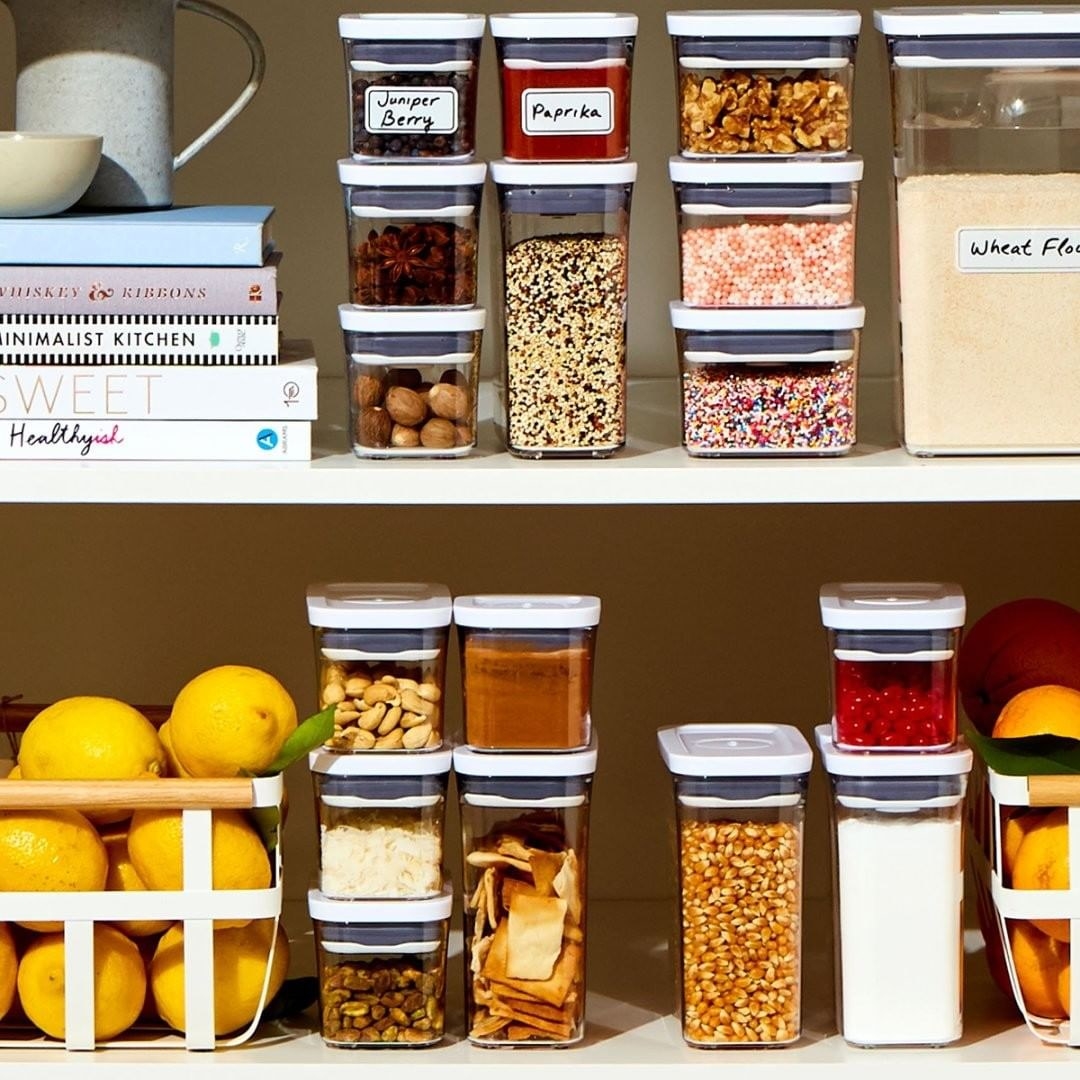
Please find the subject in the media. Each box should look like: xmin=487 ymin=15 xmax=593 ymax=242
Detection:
xmin=0 ymin=810 xmax=107 ymax=931
xmin=101 ymin=831 xmax=171 ymax=938
xmin=5 ymin=765 xmax=21 ymax=780
xmin=150 ymin=919 xmax=289 ymax=1036
xmin=157 ymin=722 xmax=192 ymax=779
xmin=168 ymin=666 xmax=297 ymax=779
xmin=0 ymin=923 xmax=16 ymax=1020
xmin=17 ymin=924 xmax=145 ymax=1041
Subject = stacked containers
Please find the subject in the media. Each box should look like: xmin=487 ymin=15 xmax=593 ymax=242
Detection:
xmin=454 ymin=594 xmax=601 ymax=1045
xmin=665 ymin=11 xmax=865 ymax=456
xmin=489 ymin=14 xmax=638 ymax=457
xmin=337 ymin=14 xmax=487 ymax=459
xmin=305 ymin=582 xmax=454 ymax=1048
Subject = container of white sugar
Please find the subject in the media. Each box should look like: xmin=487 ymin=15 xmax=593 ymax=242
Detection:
xmin=816 ymin=725 xmax=973 ymax=1047
xmin=875 ymin=7 xmax=1080 ymax=453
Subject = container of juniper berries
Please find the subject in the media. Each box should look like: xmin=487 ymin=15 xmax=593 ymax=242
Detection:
xmin=339 ymin=13 xmax=485 ymax=161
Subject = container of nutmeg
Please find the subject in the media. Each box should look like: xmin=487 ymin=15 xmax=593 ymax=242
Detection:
xmin=340 ymin=305 xmax=484 ymax=457
xmin=306 ymin=582 xmax=451 ymax=752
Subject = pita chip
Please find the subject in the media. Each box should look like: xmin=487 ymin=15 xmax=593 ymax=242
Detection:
xmin=506 ymin=894 xmax=568 ymax=980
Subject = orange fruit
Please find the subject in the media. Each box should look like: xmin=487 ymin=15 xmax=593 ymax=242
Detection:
xmin=1012 ymin=808 xmax=1071 ymax=942
xmin=1004 ymin=809 xmax=1046 ymax=880
xmin=1010 ymin=920 xmax=1067 ymax=1019
xmin=992 ymin=685 xmax=1080 ymax=740
xmin=1060 ymin=959 xmax=1072 ymax=1017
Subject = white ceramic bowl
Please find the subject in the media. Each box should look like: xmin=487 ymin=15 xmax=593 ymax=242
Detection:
xmin=0 ymin=133 xmax=104 ymax=217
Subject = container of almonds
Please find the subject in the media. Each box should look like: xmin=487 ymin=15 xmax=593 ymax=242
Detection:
xmin=666 ymin=10 xmax=860 ymax=156
xmin=306 ymin=582 xmax=451 ymax=752
xmin=309 ymin=885 xmax=452 ymax=1047
xmin=657 ymin=723 xmax=811 ymax=1047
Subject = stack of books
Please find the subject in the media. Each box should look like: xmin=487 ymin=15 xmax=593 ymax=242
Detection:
xmin=0 ymin=206 xmax=315 ymax=461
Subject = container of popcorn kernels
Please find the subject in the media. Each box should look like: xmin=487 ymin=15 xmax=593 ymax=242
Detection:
xmin=340 ymin=13 xmax=485 ymax=161
xmin=306 ymin=582 xmax=451 ymax=752
xmin=339 ymin=161 xmax=486 ymax=307
xmin=667 ymin=10 xmax=860 ymax=156
xmin=310 ymin=747 xmax=452 ymax=899
xmin=670 ymin=302 xmax=863 ymax=456
xmin=657 ymin=723 xmax=812 ymax=1047
xmin=670 ymin=156 xmax=862 ymax=307
xmin=340 ymin=305 xmax=484 ymax=457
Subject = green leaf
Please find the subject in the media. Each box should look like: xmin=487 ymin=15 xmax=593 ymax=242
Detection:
xmin=965 ymin=723 xmax=1080 ymax=776
xmin=260 ymin=705 xmax=335 ymax=776
xmin=250 ymin=804 xmax=281 ymax=851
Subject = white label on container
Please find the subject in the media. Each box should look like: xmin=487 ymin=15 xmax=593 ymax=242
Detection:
xmin=364 ymin=86 xmax=458 ymax=135
xmin=521 ymin=88 xmax=614 ymax=136
xmin=957 ymin=228 xmax=1080 ymax=273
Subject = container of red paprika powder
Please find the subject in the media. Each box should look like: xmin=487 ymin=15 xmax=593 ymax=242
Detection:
xmin=819 ymin=583 xmax=965 ymax=753
xmin=490 ymin=12 xmax=638 ymax=162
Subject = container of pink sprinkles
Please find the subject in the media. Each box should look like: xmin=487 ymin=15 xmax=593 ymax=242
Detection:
xmin=670 ymin=302 xmax=863 ymax=456
xmin=670 ymin=156 xmax=861 ymax=308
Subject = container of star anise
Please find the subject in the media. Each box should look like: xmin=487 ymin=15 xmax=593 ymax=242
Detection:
xmin=339 ymin=161 xmax=485 ymax=308
xmin=666 ymin=10 xmax=860 ymax=157
xmin=339 ymin=304 xmax=484 ymax=457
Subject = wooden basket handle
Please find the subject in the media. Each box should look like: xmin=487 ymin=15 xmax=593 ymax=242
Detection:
xmin=1028 ymin=775 xmax=1080 ymax=807
xmin=0 ymin=778 xmax=260 ymax=811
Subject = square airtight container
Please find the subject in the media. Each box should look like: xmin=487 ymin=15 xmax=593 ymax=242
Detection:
xmin=310 ymin=886 xmax=452 ymax=1047
xmin=306 ymin=582 xmax=452 ymax=752
xmin=310 ymin=747 xmax=451 ymax=899
xmin=339 ymin=161 xmax=485 ymax=308
xmin=339 ymin=13 xmax=484 ymax=161
xmin=670 ymin=156 xmax=861 ymax=307
xmin=670 ymin=302 xmax=863 ymax=455
xmin=819 ymin=582 xmax=966 ymax=752
xmin=491 ymin=161 xmax=635 ymax=457
xmin=657 ymin=723 xmax=812 ymax=1047
xmin=817 ymin=727 xmax=972 ymax=1047
xmin=490 ymin=12 xmax=638 ymax=161
xmin=667 ymin=10 xmax=860 ymax=156
xmin=339 ymin=305 xmax=484 ymax=457
xmin=455 ymin=594 xmax=600 ymax=750
xmin=876 ymin=7 xmax=1080 ymax=455
xmin=454 ymin=741 xmax=597 ymax=1047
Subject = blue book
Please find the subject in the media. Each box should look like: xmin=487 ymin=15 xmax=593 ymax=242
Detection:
xmin=0 ymin=206 xmax=275 ymax=267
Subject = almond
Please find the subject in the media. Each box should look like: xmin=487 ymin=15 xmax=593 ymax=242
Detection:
xmin=385 ymin=386 xmax=428 ymax=427
xmin=428 ymin=382 xmax=469 ymax=421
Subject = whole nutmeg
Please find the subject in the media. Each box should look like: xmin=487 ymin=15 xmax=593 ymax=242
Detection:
xmin=357 ymin=406 xmax=392 ymax=448
xmin=454 ymin=422 xmax=473 ymax=447
xmin=391 ymin=423 xmax=421 ymax=448
xmin=385 ymin=386 xmax=427 ymax=427
xmin=427 ymin=382 xmax=469 ymax=421
xmin=420 ymin=417 xmax=457 ymax=450
xmin=353 ymin=373 xmax=384 ymax=409
xmin=438 ymin=368 xmax=467 ymax=387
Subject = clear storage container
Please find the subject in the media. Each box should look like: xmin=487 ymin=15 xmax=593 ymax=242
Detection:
xmin=876 ymin=7 xmax=1080 ymax=454
xmin=310 ymin=748 xmax=452 ymax=899
xmin=819 ymin=582 xmax=965 ymax=752
xmin=339 ymin=305 xmax=484 ymax=457
xmin=491 ymin=161 xmax=635 ymax=457
xmin=454 ymin=741 xmax=597 ymax=1047
xmin=670 ymin=302 xmax=863 ymax=455
xmin=817 ymin=727 xmax=972 ymax=1047
xmin=339 ymin=13 xmax=484 ymax=161
xmin=309 ymin=887 xmax=451 ymax=1047
xmin=667 ymin=10 xmax=860 ymax=156
xmin=338 ymin=161 xmax=485 ymax=308
xmin=657 ymin=723 xmax=811 ymax=1047
xmin=490 ymin=13 xmax=638 ymax=162
xmin=454 ymin=594 xmax=600 ymax=750
xmin=306 ymin=582 xmax=452 ymax=752
xmin=670 ymin=156 xmax=861 ymax=307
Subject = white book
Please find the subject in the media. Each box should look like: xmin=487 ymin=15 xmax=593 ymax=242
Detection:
xmin=0 ymin=419 xmax=311 ymax=461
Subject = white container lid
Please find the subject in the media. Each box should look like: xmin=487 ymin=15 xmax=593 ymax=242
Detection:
xmin=658 ymin=723 xmax=812 ymax=777
xmin=669 ymin=155 xmax=863 ymax=184
xmin=670 ymin=302 xmax=866 ymax=332
xmin=819 ymin=582 xmax=966 ymax=630
xmin=308 ymin=884 xmax=453 ymax=924
xmin=489 ymin=160 xmax=637 ymax=186
xmin=667 ymin=9 xmax=861 ymax=36
xmin=338 ymin=160 xmax=487 ymax=187
xmin=490 ymin=12 xmax=638 ymax=38
xmin=339 ymin=305 xmax=487 ymax=334
xmin=309 ymin=747 xmax=453 ymax=777
xmin=307 ymin=582 xmax=453 ymax=629
xmin=339 ymin=12 xmax=486 ymax=40
xmin=453 ymin=740 xmax=598 ymax=778
xmin=874 ymin=6 xmax=1080 ymax=35
xmin=454 ymin=594 xmax=601 ymax=629
xmin=815 ymin=725 xmax=973 ymax=776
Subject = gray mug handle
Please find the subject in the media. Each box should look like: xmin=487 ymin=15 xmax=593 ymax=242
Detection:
xmin=174 ymin=0 xmax=266 ymax=171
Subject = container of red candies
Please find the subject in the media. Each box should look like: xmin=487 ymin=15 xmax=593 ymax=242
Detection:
xmin=819 ymin=583 xmax=966 ymax=752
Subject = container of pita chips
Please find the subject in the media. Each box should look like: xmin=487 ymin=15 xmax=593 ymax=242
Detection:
xmin=657 ymin=723 xmax=811 ymax=1047
xmin=453 ymin=740 xmax=597 ymax=1045
xmin=308 ymin=885 xmax=452 ymax=1047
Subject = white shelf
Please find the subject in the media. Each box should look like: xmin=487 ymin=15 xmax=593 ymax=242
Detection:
xmin=4 ymin=378 xmax=1080 ymax=506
